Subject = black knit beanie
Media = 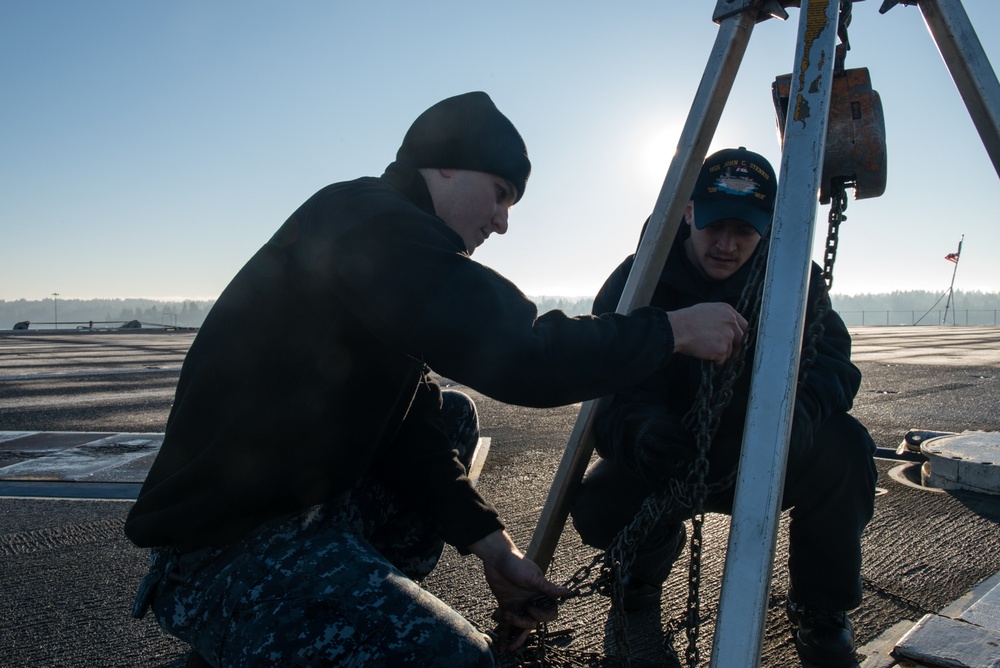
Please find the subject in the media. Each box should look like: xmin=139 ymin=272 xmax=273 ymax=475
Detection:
xmin=396 ymin=92 xmax=531 ymax=203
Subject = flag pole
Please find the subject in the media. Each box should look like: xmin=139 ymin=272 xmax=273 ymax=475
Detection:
xmin=943 ymin=234 xmax=964 ymax=325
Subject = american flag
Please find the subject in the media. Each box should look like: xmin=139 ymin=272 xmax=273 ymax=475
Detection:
xmin=945 ymin=251 xmax=960 ymax=263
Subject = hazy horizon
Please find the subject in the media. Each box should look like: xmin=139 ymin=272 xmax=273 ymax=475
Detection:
xmin=6 ymin=287 xmax=1000 ymax=303
xmin=6 ymin=290 xmax=1000 ymax=331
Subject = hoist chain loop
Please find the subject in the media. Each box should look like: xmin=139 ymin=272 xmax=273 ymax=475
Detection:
xmin=801 ymin=178 xmax=849 ymax=385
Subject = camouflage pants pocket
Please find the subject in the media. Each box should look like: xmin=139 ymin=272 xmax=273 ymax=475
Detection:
xmin=150 ymin=509 xmax=493 ymax=667
xmin=151 ymin=544 xmax=268 ymax=664
xmin=216 ymin=522 xmax=493 ymax=667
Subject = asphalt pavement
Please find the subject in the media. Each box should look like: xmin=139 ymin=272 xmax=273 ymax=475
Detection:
xmin=1 ymin=326 xmax=999 ymax=667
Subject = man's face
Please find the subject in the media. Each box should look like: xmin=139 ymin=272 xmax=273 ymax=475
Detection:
xmin=683 ymin=201 xmax=762 ymax=281
xmin=426 ymin=169 xmax=517 ymax=255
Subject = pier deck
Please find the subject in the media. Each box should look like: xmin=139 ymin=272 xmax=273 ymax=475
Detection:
xmin=1 ymin=327 xmax=999 ymax=667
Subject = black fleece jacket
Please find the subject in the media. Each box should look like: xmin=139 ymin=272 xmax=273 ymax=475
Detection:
xmin=591 ymin=225 xmax=861 ymax=474
xmin=125 ymin=163 xmax=679 ymax=551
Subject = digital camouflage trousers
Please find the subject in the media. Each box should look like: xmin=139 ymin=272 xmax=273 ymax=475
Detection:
xmin=131 ymin=390 xmax=492 ymax=667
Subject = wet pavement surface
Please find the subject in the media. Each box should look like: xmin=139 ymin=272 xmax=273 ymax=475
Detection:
xmin=1 ymin=326 xmax=999 ymax=667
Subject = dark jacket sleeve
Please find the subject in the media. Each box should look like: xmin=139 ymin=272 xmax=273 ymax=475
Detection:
xmin=377 ymin=373 xmax=503 ymax=549
xmin=330 ymin=210 xmax=676 ymax=409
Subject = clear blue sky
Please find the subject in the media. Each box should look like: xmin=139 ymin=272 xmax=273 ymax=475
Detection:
xmin=2 ymin=1 xmax=998 ymax=302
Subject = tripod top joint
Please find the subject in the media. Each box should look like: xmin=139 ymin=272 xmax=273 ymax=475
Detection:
xmin=713 ymin=0 xmax=792 ymax=24
xmin=878 ymin=0 xmax=920 ymax=15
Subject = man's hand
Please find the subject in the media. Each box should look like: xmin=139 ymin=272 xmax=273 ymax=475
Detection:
xmin=468 ymin=529 xmax=570 ymax=653
xmin=667 ymin=302 xmax=747 ymax=365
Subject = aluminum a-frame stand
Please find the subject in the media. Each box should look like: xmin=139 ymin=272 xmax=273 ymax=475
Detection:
xmin=525 ymin=1 xmax=1000 ymax=665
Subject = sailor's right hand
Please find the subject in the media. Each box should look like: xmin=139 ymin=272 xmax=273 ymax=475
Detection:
xmin=470 ymin=529 xmax=569 ymax=653
xmin=667 ymin=302 xmax=747 ymax=365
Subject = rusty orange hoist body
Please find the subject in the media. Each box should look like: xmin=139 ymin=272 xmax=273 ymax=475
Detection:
xmin=772 ymin=67 xmax=888 ymax=204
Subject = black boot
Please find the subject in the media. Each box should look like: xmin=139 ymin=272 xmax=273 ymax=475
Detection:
xmin=786 ymin=595 xmax=858 ymax=667
xmin=617 ymin=524 xmax=686 ymax=612
xmin=617 ymin=573 xmax=663 ymax=612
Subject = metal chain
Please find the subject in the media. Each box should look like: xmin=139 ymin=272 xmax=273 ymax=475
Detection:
xmin=800 ymin=178 xmax=848 ymax=384
xmin=824 ymin=183 xmax=846 ymax=290
xmin=527 ymin=230 xmax=776 ymax=667
xmin=520 ymin=230 xmax=775 ymax=667
xmin=521 ymin=188 xmax=852 ymax=667
xmin=672 ymin=224 xmax=773 ymax=666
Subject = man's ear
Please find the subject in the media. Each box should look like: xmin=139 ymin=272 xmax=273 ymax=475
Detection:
xmin=419 ymin=167 xmax=454 ymax=184
xmin=684 ymin=201 xmax=695 ymax=226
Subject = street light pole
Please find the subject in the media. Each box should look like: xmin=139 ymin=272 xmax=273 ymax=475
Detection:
xmin=52 ymin=292 xmax=59 ymax=329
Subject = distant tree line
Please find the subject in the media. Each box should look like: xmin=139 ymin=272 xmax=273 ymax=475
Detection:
xmin=829 ymin=289 xmax=1000 ymax=313
xmin=3 ymin=290 xmax=999 ymax=331
xmin=532 ymin=290 xmax=1000 ymax=321
xmin=829 ymin=290 xmax=1000 ymax=326
xmin=0 ymin=298 xmax=216 ymax=330
xmin=531 ymin=296 xmax=595 ymax=317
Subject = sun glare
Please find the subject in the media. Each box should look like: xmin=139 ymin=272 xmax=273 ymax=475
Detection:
xmin=631 ymin=119 xmax=686 ymax=194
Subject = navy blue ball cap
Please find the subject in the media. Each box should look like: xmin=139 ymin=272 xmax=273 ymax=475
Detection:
xmin=396 ymin=92 xmax=531 ymax=203
xmin=691 ymin=147 xmax=777 ymax=235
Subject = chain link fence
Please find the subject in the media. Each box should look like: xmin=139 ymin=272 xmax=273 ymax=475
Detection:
xmin=838 ymin=309 xmax=1000 ymax=326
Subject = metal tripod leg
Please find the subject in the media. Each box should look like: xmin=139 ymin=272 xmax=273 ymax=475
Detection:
xmin=712 ymin=2 xmax=1000 ymax=662
xmin=914 ymin=0 xmax=1000 ymax=176
xmin=525 ymin=3 xmax=761 ymax=572
xmin=711 ymin=1 xmax=840 ymax=665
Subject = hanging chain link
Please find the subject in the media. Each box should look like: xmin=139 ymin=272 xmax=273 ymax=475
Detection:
xmin=672 ymin=219 xmax=773 ymax=666
xmin=800 ymin=177 xmax=848 ymax=384
xmin=824 ymin=184 xmax=846 ymax=291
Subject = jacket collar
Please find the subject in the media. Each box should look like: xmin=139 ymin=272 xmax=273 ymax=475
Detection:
xmin=380 ymin=161 xmax=437 ymax=216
